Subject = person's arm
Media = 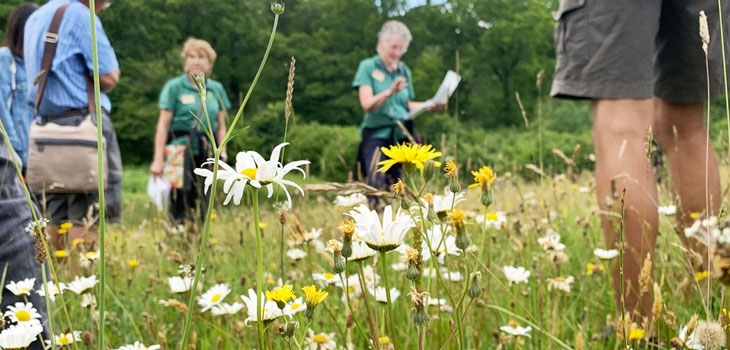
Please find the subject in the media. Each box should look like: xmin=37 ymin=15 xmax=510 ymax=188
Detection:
xmin=358 ymin=76 xmax=408 ymax=112
xmin=215 ymin=110 xmax=227 ymax=162
xmin=150 ymin=109 xmax=173 ymax=176
xmin=407 ymin=100 xmax=444 ymax=113
xmin=99 ymin=68 xmax=120 ymax=93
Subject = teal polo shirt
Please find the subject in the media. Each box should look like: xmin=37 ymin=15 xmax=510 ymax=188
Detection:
xmin=159 ymin=73 xmax=231 ymax=153
xmin=352 ymin=55 xmax=415 ymax=140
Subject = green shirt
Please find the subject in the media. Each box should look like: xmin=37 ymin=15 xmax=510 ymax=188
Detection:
xmin=352 ymin=55 xmax=415 ymax=140
xmin=159 ymin=73 xmax=231 ymax=153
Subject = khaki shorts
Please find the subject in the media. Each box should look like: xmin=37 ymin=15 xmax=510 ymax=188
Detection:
xmin=551 ymin=0 xmax=728 ymax=102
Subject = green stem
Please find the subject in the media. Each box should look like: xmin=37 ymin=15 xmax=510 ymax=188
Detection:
xmin=339 ymin=261 xmax=370 ymax=342
xmin=253 ymin=189 xmax=265 ymax=350
xmin=356 ymin=262 xmax=380 ymax=347
xmin=379 ymin=251 xmax=398 ymax=349
xmin=179 ymin=148 xmax=222 ymax=349
xmin=280 ymin=223 xmax=285 ymax=283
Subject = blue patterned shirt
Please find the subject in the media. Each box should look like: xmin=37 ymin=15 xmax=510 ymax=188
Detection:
xmin=24 ymin=0 xmax=118 ymax=116
xmin=0 ymin=48 xmax=32 ymax=165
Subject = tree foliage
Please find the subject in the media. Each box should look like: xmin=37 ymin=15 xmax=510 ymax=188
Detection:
xmin=2 ymin=0 xmax=563 ymax=174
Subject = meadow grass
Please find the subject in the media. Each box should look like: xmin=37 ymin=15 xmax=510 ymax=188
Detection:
xmin=37 ymin=162 xmax=725 ymax=349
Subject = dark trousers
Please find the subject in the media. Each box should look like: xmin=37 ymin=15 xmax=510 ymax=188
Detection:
xmin=169 ymin=149 xmax=208 ymax=224
xmin=358 ymin=136 xmax=402 ymax=208
xmin=0 ymin=138 xmax=49 ymax=349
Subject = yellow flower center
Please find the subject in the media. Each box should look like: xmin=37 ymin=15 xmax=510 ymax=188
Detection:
xmin=16 ymin=310 xmax=31 ymax=322
xmin=211 ymin=293 xmax=221 ymax=302
xmin=54 ymin=250 xmax=69 ymax=258
xmin=59 ymin=335 xmax=70 ymax=344
xmin=324 ymin=273 xmax=334 ymax=279
xmin=379 ymin=336 xmax=391 ymax=344
xmin=241 ymin=168 xmax=258 ymax=179
xmin=486 ymin=212 xmax=499 ymax=221
xmin=290 ymin=303 xmax=302 ymax=310
xmin=313 ymin=334 xmax=328 ymax=344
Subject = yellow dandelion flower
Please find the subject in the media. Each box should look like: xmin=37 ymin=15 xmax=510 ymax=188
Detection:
xmin=628 ymin=328 xmax=645 ymax=340
xmin=423 ymin=192 xmax=434 ymax=205
xmin=58 ymin=222 xmax=72 ymax=235
xmin=444 ymin=160 xmax=458 ymax=177
xmin=209 ymin=213 xmax=217 ymax=220
xmin=337 ymin=219 xmax=355 ymax=239
xmin=392 ymin=179 xmax=406 ymax=195
xmin=270 ymin=263 xmax=277 ymax=269
xmin=54 ymin=250 xmax=69 ymax=258
xmin=690 ymin=212 xmax=701 ymax=220
xmin=447 ymin=209 xmax=467 ymax=226
xmin=377 ymin=143 xmax=442 ymax=174
xmin=259 ymin=222 xmax=268 ymax=229
xmin=127 ymin=259 xmax=139 ymax=268
xmin=695 ymin=270 xmax=709 ymax=281
xmin=302 ymin=285 xmax=328 ymax=308
xmin=71 ymin=238 xmax=85 ymax=249
xmin=266 ymin=285 xmax=296 ymax=306
xmin=379 ymin=336 xmax=391 ymax=345
xmin=468 ymin=166 xmax=496 ymax=189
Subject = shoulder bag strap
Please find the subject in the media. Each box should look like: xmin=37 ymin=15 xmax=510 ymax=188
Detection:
xmin=7 ymin=57 xmax=16 ymax=110
xmin=33 ymin=4 xmax=69 ymax=115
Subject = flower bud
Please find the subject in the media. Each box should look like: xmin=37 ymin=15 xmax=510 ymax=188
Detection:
xmin=455 ymin=230 xmax=471 ymax=251
xmin=480 ymin=189 xmax=494 ymax=208
xmin=422 ymin=161 xmax=437 ymax=181
xmin=341 ymin=237 xmax=353 ymax=259
xmin=449 ymin=181 xmax=462 ymax=194
xmin=333 ymin=254 xmax=345 ymax=274
xmin=271 ymin=1 xmax=285 ymax=15
xmin=406 ymin=264 xmax=420 ymax=281
xmin=467 ymin=274 xmax=483 ymax=298
xmin=412 ymin=305 xmax=430 ymax=327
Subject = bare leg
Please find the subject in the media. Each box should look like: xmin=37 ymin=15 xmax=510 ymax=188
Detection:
xmin=653 ymin=98 xmax=721 ymax=270
xmin=593 ymin=99 xmax=658 ymax=318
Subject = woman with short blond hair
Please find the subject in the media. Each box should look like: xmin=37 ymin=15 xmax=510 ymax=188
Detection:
xmin=150 ymin=37 xmax=231 ymax=227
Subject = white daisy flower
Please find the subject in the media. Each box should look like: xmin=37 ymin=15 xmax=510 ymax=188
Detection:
xmin=537 ymin=230 xmax=566 ymax=251
xmin=4 ymin=302 xmax=42 ymax=324
xmin=115 ymin=341 xmax=162 ymax=350
xmin=390 ymin=262 xmax=408 ymax=271
xmin=422 ymin=267 xmax=439 ymax=278
xmin=500 ymin=322 xmax=532 ymax=337
xmin=594 ymin=248 xmax=620 ymax=260
xmin=210 ymin=302 xmax=244 ymax=316
xmin=424 ymin=295 xmax=448 ymax=307
xmin=312 ymin=272 xmax=341 ymax=286
xmin=198 ymin=283 xmax=231 ymax=312
xmin=678 ymin=325 xmax=703 ymax=350
xmin=47 ymin=330 xmax=82 ymax=347
xmin=284 ymin=297 xmax=307 ymax=316
xmin=421 ymin=225 xmax=461 ymax=263
xmin=240 ymin=288 xmax=285 ymax=325
xmin=81 ymin=293 xmax=97 ymax=308
xmin=347 ymin=204 xmax=415 ymax=252
xmin=348 ymin=240 xmax=376 ymax=262
xmin=65 ymin=275 xmax=98 ymax=294
xmin=658 ymin=204 xmax=677 ymax=216
xmin=301 ymin=228 xmax=323 ymax=243
xmin=306 ymin=329 xmax=337 ymax=350
xmin=547 ymin=276 xmax=574 ymax=293
xmin=36 ymin=281 xmax=66 ymax=302
xmin=502 ymin=266 xmax=530 ymax=285
xmin=475 ymin=211 xmax=507 ymax=230
xmin=168 ymin=276 xmax=194 ymax=294
xmin=6 ymin=278 xmax=35 ymax=296
xmin=441 ymin=270 xmax=463 ymax=282
xmin=219 ymin=142 xmax=310 ymax=207
xmin=286 ymin=248 xmax=308 ymax=261
xmin=431 ymin=191 xmax=466 ymax=214
xmin=0 ymin=323 xmax=44 ymax=349
xmin=368 ymin=286 xmax=400 ymax=303
xmin=334 ymin=193 xmax=368 ymax=208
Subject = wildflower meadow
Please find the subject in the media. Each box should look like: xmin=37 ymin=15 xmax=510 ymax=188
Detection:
xmin=3 ymin=2 xmax=730 ymax=350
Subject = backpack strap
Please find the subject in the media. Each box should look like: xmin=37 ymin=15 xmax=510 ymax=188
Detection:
xmin=34 ymin=4 xmax=69 ymax=116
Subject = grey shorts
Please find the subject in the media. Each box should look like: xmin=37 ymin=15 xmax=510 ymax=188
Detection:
xmin=551 ymin=0 xmax=728 ymax=102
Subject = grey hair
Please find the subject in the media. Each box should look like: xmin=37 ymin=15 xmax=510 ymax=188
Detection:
xmin=377 ymin=20 xmax=412 ymax=53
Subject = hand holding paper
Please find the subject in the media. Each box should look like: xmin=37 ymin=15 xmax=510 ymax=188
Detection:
xmin=407 ymin=70 xmax=461 ymax=119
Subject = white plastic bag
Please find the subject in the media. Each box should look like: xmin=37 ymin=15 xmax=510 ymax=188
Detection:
xmin=147 ymin=175 xmax=171 ymax=211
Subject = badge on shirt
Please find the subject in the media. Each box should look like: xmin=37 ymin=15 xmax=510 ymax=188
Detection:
xmin=371 ymin=69 xmax=385 ymax=82
xmin=180 ymin=94 xmax=196 ymax=104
